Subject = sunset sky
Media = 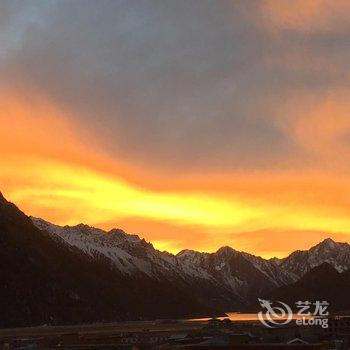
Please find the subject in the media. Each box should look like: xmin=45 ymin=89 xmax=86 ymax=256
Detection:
xmin=2 ymin=0 xmax=350 ymax=258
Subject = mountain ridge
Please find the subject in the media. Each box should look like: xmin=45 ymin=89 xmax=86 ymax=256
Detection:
xmin=266 ymin=262 xmax=350 ymax=311
xmin=31 ymin=216 xmax=350 ymax=307
xmin=2 ymin=191 xmax=350 ymax=327
xmin=31 ymin=216 xmax=348 ymax=264
xmin=0 ymin=193 xmax=219 ymax=327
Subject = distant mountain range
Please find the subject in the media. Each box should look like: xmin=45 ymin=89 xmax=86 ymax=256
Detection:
xmin=1 ymin=192 xmax=350 ymax=327
xmin=269 ymin=262 xmax=350 ymax=311
xmin=0 ymin=193 xmax=215 ymax=327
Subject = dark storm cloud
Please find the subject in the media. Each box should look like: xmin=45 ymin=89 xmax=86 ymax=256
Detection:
xmin=1 ymin=0 xmax=350 ymax=172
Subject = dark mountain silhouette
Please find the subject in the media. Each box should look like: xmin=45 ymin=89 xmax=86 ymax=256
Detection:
xmin=266 ymin=262 xmax=350 ymax=311
xmin=0 ymin=193 xmax=215 ymax=327
xmin=278 ymin=238 xmax=350 ymax=279
xmin=1 ymin=191 xmax=350 ymax=327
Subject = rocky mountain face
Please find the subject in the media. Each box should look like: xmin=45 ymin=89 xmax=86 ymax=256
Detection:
xmin=31 ymin=217 xmax=243 ymax=310
xmin=32 ymin=217 xmax=297 ymax=307
xmin=0 ymin=193 xmax=216 ymax=328
xmin=32 ymin=217 xmax=350 ymax=309
xmin=1 ymin=191 xmax=350 ymax=327
xmin=267 ymin=262 xmax=350 ymax=311
xmin=277 ymin=238 xmax=350 ymax=279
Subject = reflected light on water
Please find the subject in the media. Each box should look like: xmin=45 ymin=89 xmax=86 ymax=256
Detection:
xmin=189 ymin=313 xmax=314 ymax=322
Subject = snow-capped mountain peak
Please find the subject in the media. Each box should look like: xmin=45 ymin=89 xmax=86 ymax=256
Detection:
xmin=216 ymin=246 xmax=236 ymax=256
xmin=30 ymin=216 xmax=350 ymax=304
xmin=279 ymin=237 xmax=350 ymax=276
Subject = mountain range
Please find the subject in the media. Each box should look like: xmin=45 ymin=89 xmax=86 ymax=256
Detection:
xmin=269 ymin=262 xmax=350 ymax=311
xmin=1 ymin=191 xmax=350 ymax=327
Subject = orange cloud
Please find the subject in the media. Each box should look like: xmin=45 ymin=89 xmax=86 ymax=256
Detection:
xmin=273 ymin=90 xmax=350 ymax=172
xmin=0 ymin=89 xmax=152 ymax=184
xmin=2 ymin=89 xmax=350 ymax=258
xmin=4 ymin=153 xmax=350 ymax=257
xmin=261 ymin=0 xmax=350 ymax=32
xmin=230 ymin=229 xmax=350 ymax=258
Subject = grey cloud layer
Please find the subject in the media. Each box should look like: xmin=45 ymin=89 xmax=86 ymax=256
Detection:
xmin=1 ymin=0 xmax=349 ymax=172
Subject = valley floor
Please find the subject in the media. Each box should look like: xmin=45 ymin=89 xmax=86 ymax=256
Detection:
xmin=0 ymin=316 xmax=347 ymax=349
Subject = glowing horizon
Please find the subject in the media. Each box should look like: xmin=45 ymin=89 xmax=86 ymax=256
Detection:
xmin=2 ymin=1 xmax=350 ymax=258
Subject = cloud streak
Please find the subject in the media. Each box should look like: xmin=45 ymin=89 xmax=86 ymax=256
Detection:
xmin=1 ymin=0 xmax=350 ymax=256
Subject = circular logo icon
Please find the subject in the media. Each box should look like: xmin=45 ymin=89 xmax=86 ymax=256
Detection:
xmin=257 ymin=298 xmax=293 ymax=328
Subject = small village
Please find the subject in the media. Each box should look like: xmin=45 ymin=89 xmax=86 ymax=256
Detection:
xmin=0 ymin=316 xmax=349 ymax=349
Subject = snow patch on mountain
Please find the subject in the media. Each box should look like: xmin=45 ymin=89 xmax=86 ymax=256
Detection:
xmin=31 ymin=217 xmax=350 ymax=301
